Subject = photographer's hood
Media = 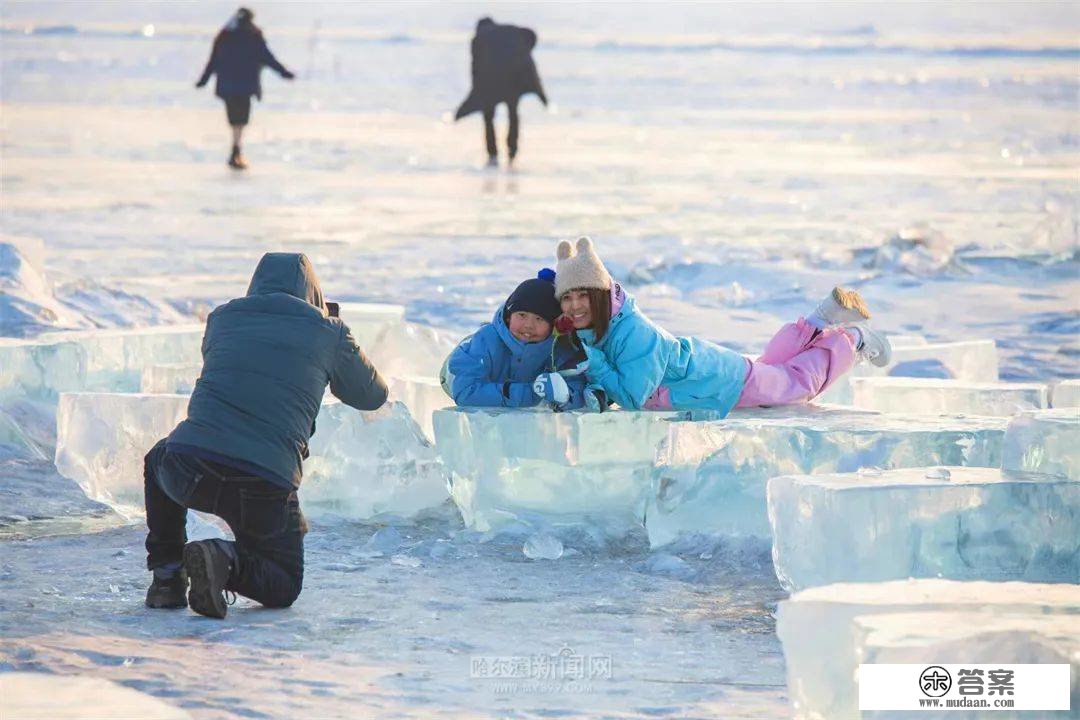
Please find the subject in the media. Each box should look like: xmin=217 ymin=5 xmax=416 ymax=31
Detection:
xmin=246 ymin=252 xmax=326 ymax=313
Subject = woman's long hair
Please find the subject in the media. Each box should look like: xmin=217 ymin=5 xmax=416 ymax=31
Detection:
xmin=586 ymin=287 xmax=612 ymax=342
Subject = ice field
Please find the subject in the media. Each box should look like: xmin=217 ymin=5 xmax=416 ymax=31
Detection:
xmin=1 ymin=1 xmax=1078 ymax=718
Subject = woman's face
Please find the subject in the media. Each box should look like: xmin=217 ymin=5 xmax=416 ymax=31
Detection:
xmin=560 ymin=289 xmax=593 ymax=329
xmin=507 ymin=311 xmax=552 ymax=343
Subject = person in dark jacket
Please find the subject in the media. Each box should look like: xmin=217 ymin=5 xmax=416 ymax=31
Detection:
xmin=196 ymin=7 xmax=295 ymax=170
xmin=144 ymin=252 xmax=387 ymax=619
xmin=454 ymin=17 xmax=548 ymax=167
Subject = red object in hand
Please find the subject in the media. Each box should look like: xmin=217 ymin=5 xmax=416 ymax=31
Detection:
xmin=554 ymin=315 xmax=576 ymax=335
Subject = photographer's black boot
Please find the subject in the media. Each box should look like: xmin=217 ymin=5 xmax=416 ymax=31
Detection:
xmin=183 ymin=539 xmax=237 ymax=619
xmin=145 ymin=568 xmax=188 ymax=609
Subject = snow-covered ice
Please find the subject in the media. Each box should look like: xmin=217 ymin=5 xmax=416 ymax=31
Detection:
xmin=850 ymin=376 xmax=1049 ymax=417
xmin=434 ymin=407 xmax=685 ymax=536
xmin=0 ymin=672 xmax=192 ymax=720
xmin=1051 ymin=378 xmax=1080 ymax=408
xmin=2 ymin=0 xmax=1078 ymax=715
xmin=777 ymin=580 xmax=1080 ymax=720
xmin=818 ymin=339 xmax=1000 ymax=405
xmin=1001 ymin=408 xmax=1079 ymax=480
xmin=646 ymin=407 xmax=1006 ymax=546
xmin=54 ymin=392 xmax=447 ymax=522
xmin=768 ymin=467 xmax=1079 ymax=591
xmin=853 ymin=612 xmax=1080 ymax=718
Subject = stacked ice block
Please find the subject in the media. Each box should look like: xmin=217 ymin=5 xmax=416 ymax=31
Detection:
xmin=850 ymin=377 xmax=1048 ymax=417
xmin=645 ymin=406 xmax=1006 ymax=547
xmin=1001 ymin=408 xmax=1079 ymax=480
xmin=385 ymin=375 xmax=452 ymax=441
xmin=141 ymin=363 xmax=201 ymax=394
xmin=0 ymin=325 xmax=204 ymax=402
xmin=817 ymin=339 xmax=999 ymax=405
xmin=54 ymin=393 xmax=447 ymax=522
xmin=777 ymin=580 xmax=1080 ymax=720
xmin=54 ymin=393 xmax=190 ymax=516
xmin=1052 ymin=379 xmax=1080 ymax=408
xmin=768 ymin=467 xmax=1079 ymax=591
xmin=433 ymin=407 xmax=687 ymax=536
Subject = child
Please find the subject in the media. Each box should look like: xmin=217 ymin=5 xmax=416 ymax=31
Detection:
xmin=444 ymin=269 xmax=588 ymax=409
xmin=553 ymin=237 xmax=891 ymax=414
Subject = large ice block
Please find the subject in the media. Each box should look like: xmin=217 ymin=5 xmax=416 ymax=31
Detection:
xmin=854 ymin=612 xmax=1080 ymax=718
xmin=1001 ymin=408 xmax=1079 ymax=480
xmin=433 ymin=407 xmax=686 ymax=536
xmin=817 ymin=339 xmax=999 ymax=405
xmin=0 ymin=325 xmax=204 ymax=402
xmin=367 ymin=320 xmax=455 ymax=379
xmin=768 ymin=467 xmax=1079 ymax=591
xmin=646 ymin=406 xmax=1006 ymax=546
xmin=54 ymin=393 xmax=447 ymax=522
xmin=336 ymin=301 xmax=405 ymax=348
xmin=385 ymin=375 xmax=452 ymax=440
xmin=54 ymin=393 xmax=190 ymax=516
xmin=1052 ymin=379 xmax=1080 ymax=408
xmin=141 ymin=363 xmax=201 ymax=394
xmin=303 ymin=400 xmax=448 ymax=519
xmin=777 ymin=580 xmax=1080 ymax=720
xmin=850 ymin=377 xmax=1048 ymax=417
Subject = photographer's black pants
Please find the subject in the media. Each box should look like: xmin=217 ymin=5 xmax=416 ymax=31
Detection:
xmin=144 ymin=439 xmax=307 ymax=608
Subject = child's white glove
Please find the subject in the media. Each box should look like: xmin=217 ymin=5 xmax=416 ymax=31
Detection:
xmin=533 ymin=372 xmax=570 ymax=405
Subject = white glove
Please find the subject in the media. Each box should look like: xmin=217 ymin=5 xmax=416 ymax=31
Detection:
xmin=533 ymin=372 xmax=570 ymax=405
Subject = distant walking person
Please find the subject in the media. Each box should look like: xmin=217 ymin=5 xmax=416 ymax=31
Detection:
xmin=455 ymin=17 xmax=548 ymax=167
xmin=195 ymin=7 xmax=295 ymax=170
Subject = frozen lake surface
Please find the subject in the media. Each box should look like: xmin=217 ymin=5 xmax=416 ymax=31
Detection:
xmin=1 ymin=1 xmax=1077 ymax=717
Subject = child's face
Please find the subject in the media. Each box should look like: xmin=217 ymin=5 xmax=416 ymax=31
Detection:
xmin=508 ymin=311 xmax=552 ymax=343
xmin=560 ymin=289 xmax=592 ymax=329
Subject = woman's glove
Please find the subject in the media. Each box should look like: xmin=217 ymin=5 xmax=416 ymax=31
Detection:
xmin=533 ymin=373 xmax=570 ymax=406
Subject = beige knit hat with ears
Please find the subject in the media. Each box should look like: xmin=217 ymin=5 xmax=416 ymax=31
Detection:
xmin=554 ymin=236 xmax=612 ymax=297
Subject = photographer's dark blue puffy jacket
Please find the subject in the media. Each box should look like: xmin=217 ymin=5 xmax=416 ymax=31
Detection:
xmin=196 ymin=23 xmax=290 ymax=100
xmin=167 ymin=253 xmax=387 ymax=489
xmin=445 ymin=305 xmax=586 ymax=408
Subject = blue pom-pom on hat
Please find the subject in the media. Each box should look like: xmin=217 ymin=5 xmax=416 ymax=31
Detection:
xmin=537 ymin=268 xmax=556 ymax=283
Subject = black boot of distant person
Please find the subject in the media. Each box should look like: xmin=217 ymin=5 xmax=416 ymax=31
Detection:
xmin=184 ymin=539 xmax=237 ymax=619
xmin=145 ymin=567 xmax=188 ymax=609
xmin=228 ymin=144 xmax=248 ymax=170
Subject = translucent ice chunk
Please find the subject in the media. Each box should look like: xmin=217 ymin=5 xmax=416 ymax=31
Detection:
xmin=1001 ymin=408 xmax=1079 ymax=480
xmin=367 ymin=321 xmax=455 ymax=379
xmin=646 ymin=406 xmax=1006 ymax=547
xmin=523 ymin=532 xmax=564 ymax=560
xmin=336 ymin=302 xmax=405 ymax=348
xmin=54 ymin=393 xmax=447 ymax=522
xmin=303 ymin=400 xmax=448 ymax=520
xmin=850 ymin=377 xmax=1048 ymax=417
xmin=54 ymin=392 xmax=190 ymax=517
xmin=0 ymin=325 xmax=204 ymax=402
xmin=1051 ymin=378 xmax=1080 ymax=408
xmin=141 ymin=363 xmax=201 ymax=394
xmin=776 ymin=580 xmax=1080 ymax=720
xmin=817 ymin=339 xmax=999 ymax=405
xmin=385 ymin=374 xmax=452 ymax=441
xmin=433 ymin=407 xmax=687 ymax=537
xmin=767 ymin=467 xmax=1079 ymax=592
xmin=885 ymin=333 xmax=927 ymax=346
xmin=853 ymin=611 xmax=1080 ymax=717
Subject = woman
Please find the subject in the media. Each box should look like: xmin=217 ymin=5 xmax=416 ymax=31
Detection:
xmin=195 ymin=7 xmax=295 ymax=170
xmin=553 ymin=236 xmax=891 ymax=414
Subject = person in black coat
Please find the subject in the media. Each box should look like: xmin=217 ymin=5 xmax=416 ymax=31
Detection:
xmin=455 ymin=18 xmax=548 ymax=167
xmin=196 ymin=7 xmax=294 ymax=170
